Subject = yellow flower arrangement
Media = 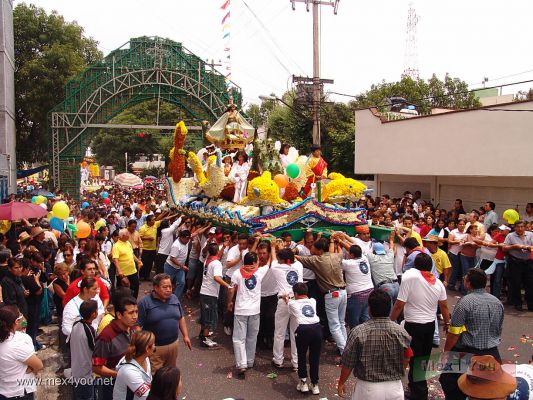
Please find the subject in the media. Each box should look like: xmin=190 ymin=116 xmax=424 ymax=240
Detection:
xmin=322 ymin=173 xmax=367 ymax=203
xmin=240 ymin=171 xmax=288 ymax=207
xmin=187 ymin=151 xmax=207 ymax=185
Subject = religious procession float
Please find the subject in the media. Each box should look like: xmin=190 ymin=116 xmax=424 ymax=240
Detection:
xmin=165 ymin=103 xmax=380 ymax=241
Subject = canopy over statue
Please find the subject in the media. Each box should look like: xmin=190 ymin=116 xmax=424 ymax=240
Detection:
xmin=206 ymin=103 xmax=255 ymax=150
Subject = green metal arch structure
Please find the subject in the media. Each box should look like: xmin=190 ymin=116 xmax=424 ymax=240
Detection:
xmin=49 ymin=36 xmax=242 ymax=194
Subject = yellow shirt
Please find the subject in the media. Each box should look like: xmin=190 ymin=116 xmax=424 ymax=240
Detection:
xmin=128 ymin=230 xmax=142 ymax=250
xmin=97 ymin=313 xmax=114 ymax=335
xmin=431 ymin=248 xmax=452 ymax=275
xmin=409 ymin=230 xmax=423 ymax=247
xmin=139 ymin=221 xmax=161 ymax=251
xmin=112 ymin=240 xmax=137 ymax=276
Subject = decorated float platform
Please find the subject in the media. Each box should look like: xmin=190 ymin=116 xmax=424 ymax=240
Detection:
xmin=164 ymin=117 xmax=392 ymax=241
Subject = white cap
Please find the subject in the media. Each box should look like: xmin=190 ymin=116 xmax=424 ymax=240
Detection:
xmin=498 ymin=224 xmax=511 ymax=231
xmin=208 ymin=227 xmax=216 ymax=234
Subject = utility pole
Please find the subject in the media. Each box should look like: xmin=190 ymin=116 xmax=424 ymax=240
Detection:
xmin=291 ymin=0 xmax=339 ymax=146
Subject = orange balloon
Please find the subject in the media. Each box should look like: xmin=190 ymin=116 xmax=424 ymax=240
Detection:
xmin=274 ymin=174 xmax=289 ymax=189
xmin=75 ymin=221 xmax=91 ymax=239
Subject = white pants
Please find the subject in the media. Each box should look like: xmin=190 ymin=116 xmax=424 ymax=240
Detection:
xmin=352 ymin=379 xmax=403 ymax=400
xmin=272 ymin=299 xmax=298 ymax=367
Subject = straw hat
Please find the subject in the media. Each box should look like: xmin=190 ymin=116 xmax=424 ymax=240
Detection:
xmin=422 ymin=234 xmax=441 ymax=243
xmin=30 ymin=226 xmax=45 ymax=238
xmin=458 ymin=355 xmax=516 ymax=399
xmin=18 ymin=231 xmax=31 ymax=243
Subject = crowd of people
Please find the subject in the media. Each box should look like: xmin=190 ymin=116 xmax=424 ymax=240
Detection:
xmin=0 ymin=184 xmax=531 ymax=400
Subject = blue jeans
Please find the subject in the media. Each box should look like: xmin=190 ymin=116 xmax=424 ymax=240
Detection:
xmin=346 ymin=289 xmax=371 ymax=328
xmin=164 ymin=262 xmax=186 ymax=299
xmin=73 ymin=382 xmax=95 ymax=400
xmin=490 ymin=261 xmax=506 ymax=299
xmin=378 ymin=282 xmax=400 ymax=305
xmin=460 ymin=254 xmax=476 ymax=293
xmin=448 ymin=252 xmax=461 ymax=290
xmin=324 ymin=289 xmax=347 ymax=353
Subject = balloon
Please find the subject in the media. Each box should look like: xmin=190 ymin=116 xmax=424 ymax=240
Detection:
xmin=82 ymin=202 xmax=90 ymax=209
xmin=103 ymin=197 xmax=111 ymax=205
xmin=27 ymin=185 xmax=34 ymax=191
xmin=0 ymin=220 xmax=11 ymax=234
xmin=101 ymin=191 xmax=109 ymax=199
xmin=67 ymin=223 xmax=78 ymax=233
xmin=35 ymin=195 xmax=47 ymax=205
xmin=95 ymin=220 xmax=106 ymax=231
xmin=39 ymin=203 xmax=48 ymax=210
xmin=286 ymin=164 xmax=300 ymax=179
xmin=52 ymin=201 xmax=70 ymax=220
xmin=49 ymin=216 xmax=64 ymax=233
xmin=75 ymin=221 xmax=91 ymax=239
xmin=503 ymin=209 xmax=520 ymax=225
xmin=31 ymin=196 xmax=37 ymax=204
xmin=274 ymin=174 xmax=289 ymax=189
xmin=53 ymin=230 xmax=60 ymax=238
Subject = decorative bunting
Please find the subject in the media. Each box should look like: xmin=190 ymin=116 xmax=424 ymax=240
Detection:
xmin=221 ymin=0 xmax=232 ymax=95
xmin=221 ymin=0 xmax=230 ymax=10
xmin=222 ymin=11 xmax=230 ymax=24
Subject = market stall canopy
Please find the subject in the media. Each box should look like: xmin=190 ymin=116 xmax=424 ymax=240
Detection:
xmin=0 ymin=202 xmax=48 ymax=220
xmin=114 ymin=173 xmax=143 ymax=187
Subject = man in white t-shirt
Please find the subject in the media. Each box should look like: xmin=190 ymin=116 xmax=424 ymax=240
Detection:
xmin=223 ymin=234 xmax=250 ymax=336
xmin=199 ymin=243 xmax=230 ymax=348
xmin=164 ymin=230 xmax=191 ymax=299
xmin=288 ymin=282 xmax=322 ymax=395
xmin=258 ymin=241 xmax=277 ymax=350
xmin=333 ymin=235 xmax=374 ymax=329
xmin=390 ymin=253 xmax=451 ymax=400
xmin=227 ymin=252 xmax=269 ymax=378
xmin=271 ymin=246 xmax=304 ymax=370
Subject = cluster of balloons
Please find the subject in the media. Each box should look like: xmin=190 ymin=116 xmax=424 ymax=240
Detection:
xmin=273 ymin=163 xmax=300 ymax=189
xmin=49 ymin=201 xmax=70 ymax=234
xmin=101 ymin=191 xmax=111 ymax=205
xmin=31 ymin=195 xmax=47 ymax=205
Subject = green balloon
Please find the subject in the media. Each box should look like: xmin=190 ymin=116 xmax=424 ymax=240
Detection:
xmin=67 ymin=223 xmax=78 ymax=233
xmin=286 ymin=163 xmax=300 ymax=179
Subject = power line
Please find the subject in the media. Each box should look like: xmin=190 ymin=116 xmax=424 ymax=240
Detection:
xmin=329 ymin=78 xmax=533 ymax=110
xmin=240 ymin=0 xmax=306 ymax=75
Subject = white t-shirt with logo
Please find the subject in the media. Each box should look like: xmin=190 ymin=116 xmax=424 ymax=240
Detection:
xmin=200 ymin=259 xmax=223 ymax=298
xmin=296 ymin=244 xmax=316 ymax=280
xmin=271 ymin=260 xmax=304 ymax=296
xmin=341 ymin=256 xmax=374 ymax=294
xmin=289 ymin=298 xmax=320 ymax=326
xmin=225 ymin=245 xmax=248 ymax=278
xmin=231 ymin=266 xmax=269 ymax=316
xmin=397 ymin=268 xmax=447 ymax=324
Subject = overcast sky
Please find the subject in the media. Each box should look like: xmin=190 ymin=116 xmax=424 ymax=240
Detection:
xmin=19 ymin=0 xmax=533 ymax=105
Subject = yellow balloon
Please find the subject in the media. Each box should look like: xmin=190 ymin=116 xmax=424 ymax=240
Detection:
xmin=0 ymin=220 xmax=11 ymax=234
xmin=94 ymin=219 xmax=106 ymax=231
xmin=52 ymin=201 xmax=70 ymax=220
xmin=35 ymin=195 xmax=47 ymax=205
xmin=502 ymin=209 xmax=520 ymax=224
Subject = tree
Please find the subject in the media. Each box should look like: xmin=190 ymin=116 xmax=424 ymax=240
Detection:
xmin=90 ymin=100 xmax=189 ymax=172
xmin=14 ymin=4 xmax=102 ymax=164
xmin=350 ymin=74 xmax=481 ymax=113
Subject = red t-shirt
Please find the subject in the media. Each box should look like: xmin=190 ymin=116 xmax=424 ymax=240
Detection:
xmin=494 ymin=233 xmax=506 ymax=260
xmin=62 ymin=276 xmax=110 ymax=306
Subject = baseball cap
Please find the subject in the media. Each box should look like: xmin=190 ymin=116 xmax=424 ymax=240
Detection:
xmin=208 ymin=227 xmax=216 ymax=234
xmin=373 ymin=242 xmax=386 ymax=255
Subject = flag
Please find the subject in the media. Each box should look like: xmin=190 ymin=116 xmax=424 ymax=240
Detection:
xmin=222 ymin=11 xmax=230 ymax=24
xmin=221 ymin=0 xmax=230 ymax=10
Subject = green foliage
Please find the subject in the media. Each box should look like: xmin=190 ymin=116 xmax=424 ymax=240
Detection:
xmin=90 ymin=100 xmax=191 ymax=172
xmin=14 ymin=3 xmax=102 ymax=164
xmin=350 ymin=74 xmax=481 ymax=113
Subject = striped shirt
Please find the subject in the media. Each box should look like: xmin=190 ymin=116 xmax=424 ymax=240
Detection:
xmin=449 ymin=289 xmax=504 ymax=349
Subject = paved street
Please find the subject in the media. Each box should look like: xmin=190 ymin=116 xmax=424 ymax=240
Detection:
xmin=36 ymin=284 xmax=533 ymax=400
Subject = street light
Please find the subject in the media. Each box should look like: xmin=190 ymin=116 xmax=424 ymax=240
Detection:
xmin=258 ymin=95 xmax=294 ymax=110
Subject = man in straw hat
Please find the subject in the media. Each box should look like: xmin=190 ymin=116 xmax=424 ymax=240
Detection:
xmin=457 ymin=355 xmax=516 ymax=400
xmin=440 ymin=268 xmax=505 ymax=400
xmin=422 ymin=235 xmax=452 ymax=288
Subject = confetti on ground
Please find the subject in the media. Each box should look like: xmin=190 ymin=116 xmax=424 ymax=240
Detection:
xmin=508 ymin=346 xmax=516 ymax=351
xmin=226 ymin=371 xmax=232 ymax=379
xmin=266 ymin=372 xmax=277 ymax=379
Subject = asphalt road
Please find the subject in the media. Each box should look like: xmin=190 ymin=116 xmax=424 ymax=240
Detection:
xmin=36 ymin=284 xmax=533 ymax=400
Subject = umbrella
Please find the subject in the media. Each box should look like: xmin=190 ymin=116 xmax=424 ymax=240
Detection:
xmin=114 ymin=173 xmax=143 ymax=187
xmin=29 ymin=189 xmax=55 ymax=197
xmin=143 ymin=175 xmax=157 ymax=181
xmin=0 ymin=202 xmax=48 ymax=221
